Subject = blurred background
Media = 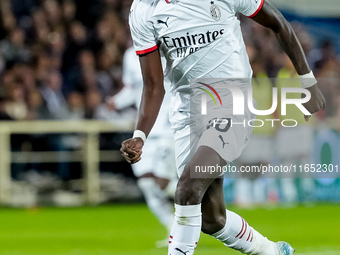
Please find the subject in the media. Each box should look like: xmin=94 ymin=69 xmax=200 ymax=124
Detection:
xmin=0 ymin=0 xmax=339 ymax=207
xmin=0 ymin=0 xmax=340 ymax=255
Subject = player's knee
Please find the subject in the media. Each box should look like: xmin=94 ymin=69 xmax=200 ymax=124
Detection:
xmin=175 ymin=178 xmax=201 ymax=205
xmin=201 ymin=215 xmax=226 ymax=235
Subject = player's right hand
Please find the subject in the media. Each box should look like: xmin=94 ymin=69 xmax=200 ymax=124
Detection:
xmin=120 ymin=138 xmax=144 ymax=164
xmin=302 ymin=84 xmax=326 ymax=121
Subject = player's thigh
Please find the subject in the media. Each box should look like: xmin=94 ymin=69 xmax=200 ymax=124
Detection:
xmin=175 ymin=145 xmax=225 ymax=204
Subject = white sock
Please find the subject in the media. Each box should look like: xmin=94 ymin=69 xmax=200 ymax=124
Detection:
xmin=168 ymin=204 xmax=201 ymax=255
xmin=211 ymin=209 xmax=278 ymax=255
xmin=138 ymin=178 xmax=174 ymax=232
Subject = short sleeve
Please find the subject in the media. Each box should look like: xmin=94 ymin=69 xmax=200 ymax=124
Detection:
xmin=129 ymin=2 xmax=158 ymax=55
xmin=235 ymin=0 xmax=264 ymax=18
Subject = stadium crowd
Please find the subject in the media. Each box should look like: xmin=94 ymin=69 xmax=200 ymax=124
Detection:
xmin=0 ymin=0 xmax=134 ymax=121
xmin=0 ymin=0 xmax=339 ymax=122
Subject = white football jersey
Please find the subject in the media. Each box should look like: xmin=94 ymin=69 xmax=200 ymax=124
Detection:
xmin=129 ymin=0 xmax=263 ymax=95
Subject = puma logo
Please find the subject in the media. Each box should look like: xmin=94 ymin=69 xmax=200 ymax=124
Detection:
xmin=218 ymin=135 xmax=228 ymax=148
xmin=157 ymin=17 xmax=169 ymax=27
xmin=175 ymin=248 xmax=189 ymax=255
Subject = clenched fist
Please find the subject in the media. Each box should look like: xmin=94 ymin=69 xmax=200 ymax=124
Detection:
xmin=120 ymin=138 xmax=144 ymax=164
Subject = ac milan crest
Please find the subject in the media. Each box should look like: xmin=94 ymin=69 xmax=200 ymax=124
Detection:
xmin=210 ymin=1 xmax=221 ymax=21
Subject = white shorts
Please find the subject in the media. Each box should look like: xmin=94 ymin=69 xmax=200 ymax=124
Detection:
xmin=132 ymin=136 xmax=177 ymax=180
xmin=172 ymin=107 xmax=255 ymax=177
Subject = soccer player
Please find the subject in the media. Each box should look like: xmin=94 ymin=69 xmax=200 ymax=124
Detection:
xmin=121 ymin=0 xmax=326 ymax=255
xmin=111 ymin=46 xmax=177 ymax=247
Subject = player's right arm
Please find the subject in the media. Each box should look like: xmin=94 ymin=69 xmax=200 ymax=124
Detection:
xmin=121 ymin=2 xmax=165 ymax=164
xmin=119 ymin=34 xmax=164 ymax=163
xmin=120 ymin=50 xmax=164 ymax=164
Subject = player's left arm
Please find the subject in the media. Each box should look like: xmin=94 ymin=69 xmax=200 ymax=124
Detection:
xmin=251 ymin=0 xmax=326 ymax=120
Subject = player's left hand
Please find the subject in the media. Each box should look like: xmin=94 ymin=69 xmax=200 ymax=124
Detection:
xmin=302 ymin=84 xmax=326 ymax=121
xmin=120 ymin=138 xmax=143 ymax=164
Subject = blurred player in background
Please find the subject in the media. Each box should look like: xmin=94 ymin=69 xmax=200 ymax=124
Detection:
xmin=121 ymin=0 xmax=326 ymax=255
xmin=110 ymin=46 xmax=177 ymax=247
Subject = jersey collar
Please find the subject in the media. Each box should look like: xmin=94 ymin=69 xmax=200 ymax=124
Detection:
xmin=165 ymin=0 xmax=171 ymax=3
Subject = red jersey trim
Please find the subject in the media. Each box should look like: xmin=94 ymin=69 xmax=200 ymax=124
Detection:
xmin=165 ymin=0 xmax=170 ymax=3
xmin=136 ymin=45 xmax=158 ymax=55
xmin=247 ymin=0 xmax=264 ymax=18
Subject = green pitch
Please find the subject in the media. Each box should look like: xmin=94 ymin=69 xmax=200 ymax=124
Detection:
xmin=0 ymin=204 xmax=339 ymax=255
